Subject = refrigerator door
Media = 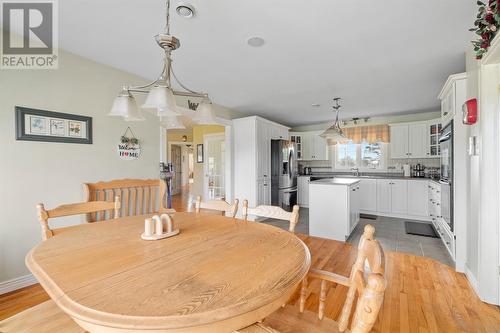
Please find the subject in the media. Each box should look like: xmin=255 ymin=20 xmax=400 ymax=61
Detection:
xmin=280 ymin=141 xmax=297 ymax=189
xmin=279 ymin=187 xmax=297 ymax=212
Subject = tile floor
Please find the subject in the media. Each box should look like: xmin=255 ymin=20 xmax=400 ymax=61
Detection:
xmin=259 ymin=208 xmax=454 ymax=267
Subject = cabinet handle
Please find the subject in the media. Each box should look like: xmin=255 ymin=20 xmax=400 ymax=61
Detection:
xmin=446 ymin=241 xmax=450 ymax=245
xmin=263 ymin=184 xmax=268 ymax=187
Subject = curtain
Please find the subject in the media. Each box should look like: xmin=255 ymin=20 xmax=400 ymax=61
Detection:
xmin=339 ymin=124 xmax=390 ymax=144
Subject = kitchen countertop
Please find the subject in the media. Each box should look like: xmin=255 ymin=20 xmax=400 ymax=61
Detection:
xmin=310 ymin=178 xmax=361 ymax=186
xmin=299 ymin=173 xmax=440 ymax=182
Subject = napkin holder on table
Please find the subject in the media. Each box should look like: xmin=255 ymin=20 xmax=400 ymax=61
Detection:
xmin=141 ymin=213 xmax=179 ymax=240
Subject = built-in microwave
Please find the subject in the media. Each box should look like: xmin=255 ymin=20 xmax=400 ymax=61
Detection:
xmin=439 ymin=122 xmax=453 ymax=232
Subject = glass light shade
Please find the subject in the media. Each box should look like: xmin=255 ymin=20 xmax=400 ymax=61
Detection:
xmin=193 ymin=100 xmax=218 ymax=125
xmin=141 ymin=85 xmax=180 ymax=116
xmin=320 ymin=124 xmax=345 ymax=143
xmin=160 ymin=115 xmax=186 ymax=129
xmin=109 ymin=91 xmax=145 ymax=121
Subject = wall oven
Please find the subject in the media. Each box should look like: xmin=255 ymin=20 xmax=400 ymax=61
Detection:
xmin=439 ymin=122 xmax=453 ymax=232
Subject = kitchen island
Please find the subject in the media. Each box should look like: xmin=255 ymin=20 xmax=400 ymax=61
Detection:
xmin=309 ymin=178 xmax=361 ymax=241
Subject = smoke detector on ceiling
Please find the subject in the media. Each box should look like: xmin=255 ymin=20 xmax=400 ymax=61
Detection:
xmin=176 ymin=2 xmax=195 ymax=18
xmin=247 ymin=37 xmax=265 ymax=47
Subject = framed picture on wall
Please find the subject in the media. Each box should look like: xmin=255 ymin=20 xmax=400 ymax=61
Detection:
xmin=196 ymin=144 xmax=204 ymax=163
xmin=15 ymin=106 xmax=92 ymax=144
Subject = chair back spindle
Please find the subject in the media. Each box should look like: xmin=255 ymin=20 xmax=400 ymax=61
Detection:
xmin=83 ymin=179 xmax=169 ymax=221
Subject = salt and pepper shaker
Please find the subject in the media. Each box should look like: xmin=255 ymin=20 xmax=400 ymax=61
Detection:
xmin=144 ymin=218 xmax=154 ymax=237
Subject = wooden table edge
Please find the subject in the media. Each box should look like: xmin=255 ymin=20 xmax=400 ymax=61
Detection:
xmin=25 ymin=221 xmax=312 ymax=332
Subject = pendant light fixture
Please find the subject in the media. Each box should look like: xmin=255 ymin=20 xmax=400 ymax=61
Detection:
xmin=109 ymin=0 xmax=217 ymax=124
xmin=320 ymin=98 xmax=346 ymax=143
xmin=160 ymin=115 xmax=186 ymax=129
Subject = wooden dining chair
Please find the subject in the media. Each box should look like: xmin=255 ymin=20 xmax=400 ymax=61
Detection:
xmin=83 ymin=178 xmax=171 ymax=222
xmin=242 ymin=200 xmax=300 ymax=233
xmin=37 ymin=197 xmax=120 ymax=241
xmin=0 ymin=200 xmax=123 ymax=332
xmin=237 ymin=225 xmax=386 ymax=333
xmin=195 ymin=195 xmax=239 ymax=217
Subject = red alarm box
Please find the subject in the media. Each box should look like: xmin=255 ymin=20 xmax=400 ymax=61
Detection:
xmin=462 ymin=98 xmax=477 ymax=125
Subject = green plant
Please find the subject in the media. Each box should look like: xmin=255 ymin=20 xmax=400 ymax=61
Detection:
xmin=470 ymin=0 xmax=500 ymax=59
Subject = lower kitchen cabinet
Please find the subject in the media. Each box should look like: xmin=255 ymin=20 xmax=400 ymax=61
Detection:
xmin=376 ymin=180 xmax=392 ymax=213
xmin=376 ymin=179 xmax=408 ymax=216
xmin=309 ymin=181 xmax=360 ymax=241
xmin=297 ymin=176 xmax=310 ymax=207
xmin=407 ymin=180 xmax=429 ymax=217
xmin=391 ymin=180 xmax=408 ymax=215
xmin=359 ymin=179 xmax=377 ymax=211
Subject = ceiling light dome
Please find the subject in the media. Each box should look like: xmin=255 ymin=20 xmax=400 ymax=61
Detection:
xmin=176 ymin=3 xmax=195 ymax=18
xmin=247 ymin=36 xmax=265 ymax=47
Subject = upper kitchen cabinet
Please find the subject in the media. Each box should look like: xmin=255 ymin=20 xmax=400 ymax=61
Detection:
xmin=390 ymin=122 xmax=427 ymax=158
xmin=438 ymin=73 xmax=467 ymax=125
xmin=427 ymin=119 xmax=442 ymax=157
xmin=389 ymin=125 xmax=409 ymax=159
xmin=292 ymin=131 xmax=329 ymax=160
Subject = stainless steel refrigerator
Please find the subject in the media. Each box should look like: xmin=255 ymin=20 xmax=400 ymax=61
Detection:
xmin=271 ymin=139 xmax=297 ymax=211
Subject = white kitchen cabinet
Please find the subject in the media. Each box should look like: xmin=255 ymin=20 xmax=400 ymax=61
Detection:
xmin=233 ymin=116 xmax=290 ymax=208
xmin=376 ymin=179 xmax=408 ymax=215
xmin=298 ymin=131 xmax=328 ymax=160
xmin=390 ymin=122 xmax=429 ymax=159
xmin=290 ymin=133 xmax=303 ymax=160
xmin=297 ymin=176 xmax=310 ymax=207
xmin=349 ymin=183 xmax=361 ymax=233
xmin=440 ymin=86 xmax=455 ymax=124
xmin=407 ymin=180 xmax=429 ymax=217
xmin=389 ymin=125 xmax=409 ymax=158
xmin=358 ymin=179 xmax=377 ymax=211
xmin=391 ymin=180 xmax=408 ymax=215
xmin=426 ymin=120 xmax=442 ymax=157
xmin=408 ymin=123 xmax=428 ymax=158
xmin=376 ymin=179 xmax=392 ymax=213
xmin=309 ymin=180 xmax=360 ymax=241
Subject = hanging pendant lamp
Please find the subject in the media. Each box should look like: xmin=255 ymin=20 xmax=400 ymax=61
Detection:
xmin=109 ymin=0 xmax=217 ymax=124
xmin=160 ymin=115 xmax=186 ymax=129
xmin=192 ymin=98 xmax=218 ymax=125
xmin=320 ymin=98 xmax=345 ymax=143
xmin=109 ymin=88 xmax=145 ymax=121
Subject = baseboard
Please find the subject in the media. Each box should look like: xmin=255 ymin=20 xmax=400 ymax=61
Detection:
xmin=0 ymin=274 xmax=37 ymax=295
xmin=465 ymin=265 xmax=479 ymax=296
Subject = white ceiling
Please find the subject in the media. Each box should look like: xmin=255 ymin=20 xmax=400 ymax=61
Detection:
xmin=57 ymin=0 xmax=475 ymax=126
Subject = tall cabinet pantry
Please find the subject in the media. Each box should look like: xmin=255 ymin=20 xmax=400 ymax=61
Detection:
xmin=233 ymin=116 xmax=290 ymax=209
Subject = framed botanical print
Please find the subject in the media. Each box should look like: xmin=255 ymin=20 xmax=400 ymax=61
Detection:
xmin=15 ymin=106 xmax=92 ymax=144
xmin=196 ymin=144 xmax=204 ymax=163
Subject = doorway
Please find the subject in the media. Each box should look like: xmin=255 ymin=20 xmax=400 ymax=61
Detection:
xmin=171 ymin=144 xmax=182 ymax=195
xmin=203 ymin=133 xmax=225 ymax=200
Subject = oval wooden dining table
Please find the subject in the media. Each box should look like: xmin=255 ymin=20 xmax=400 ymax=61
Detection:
xmin=26 ymin=212 xmax=311 ymax=333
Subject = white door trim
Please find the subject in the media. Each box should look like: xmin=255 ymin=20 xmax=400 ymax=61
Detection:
xmin=203 ymin=133 xmax=226 ymax=200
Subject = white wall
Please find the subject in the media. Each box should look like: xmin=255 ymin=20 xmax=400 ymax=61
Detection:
xmin=0 ymin=50 xmax=164 ymax=284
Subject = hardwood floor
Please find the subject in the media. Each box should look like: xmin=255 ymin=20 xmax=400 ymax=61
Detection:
xmin=2 ymin=188 xmax=500 ymax=332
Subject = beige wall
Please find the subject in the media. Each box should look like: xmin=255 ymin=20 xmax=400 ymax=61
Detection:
xmin=0 ymin=50 xmax=171 ymax=284
xmin=167 ymin=130 xmax=193 ymax=143
xmin=191 ymin=125 xmax=225 ymax=197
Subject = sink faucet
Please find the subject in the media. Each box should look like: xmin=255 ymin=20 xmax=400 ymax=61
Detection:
xmin=351 ymin=167 xmax=360 ymax=177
